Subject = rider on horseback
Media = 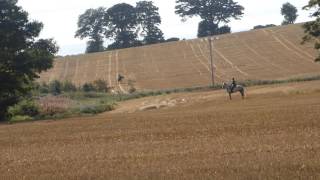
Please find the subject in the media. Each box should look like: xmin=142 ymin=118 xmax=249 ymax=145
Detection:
xmin=231 ymin=77 xmax=237 ymax=92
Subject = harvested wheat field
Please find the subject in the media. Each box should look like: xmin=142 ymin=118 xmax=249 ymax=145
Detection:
xmin=1 ymin=80 xmax=320 ymax=179
xmin=39 ymin=23 xmax=320 ymax=92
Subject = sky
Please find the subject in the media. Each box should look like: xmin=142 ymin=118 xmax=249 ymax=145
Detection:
xmin=17 ymin=0 xmax=314 ymax=56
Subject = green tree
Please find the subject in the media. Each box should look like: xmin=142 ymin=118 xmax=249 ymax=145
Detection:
xmin=82 ymin=83 xmax=96 ymax=92
xmin=106 ymin=3 xmax=139 ymax=49
xmin=136 ymin=1 xmax=164 ymax=44
xmin=281 ymin=2 xmax=298 ymax=25
xmin=62 ymin=81 xmax=77 ymax=92
xmin=49 ymin=80 xmax=62 ymax=95
xmin=0 ymin=0 xmax=58 ymax=119
xmin=303 ymin=0 xmax=320 ymax=62
xmin=75 ymin=7 xmax=107 ymax=53
xmin=197 ymin=20 xmax=231 ymax=37
xmin=77 ymin=2 xmax=165 ymax=51
xmin=175 ymin=0 xmax=244 ymax=37
xmin=85 ymin=38 xmax=104 ymax=53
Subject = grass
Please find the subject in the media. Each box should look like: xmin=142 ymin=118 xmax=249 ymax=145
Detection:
xmin=7 ymin=74 xmax=320 ymax=123
xmin=7 ymin=92 xmax=116 ymax=123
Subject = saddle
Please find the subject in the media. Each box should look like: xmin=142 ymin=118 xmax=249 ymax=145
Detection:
xmin=230 ymin=84 xmax=237 ymax=92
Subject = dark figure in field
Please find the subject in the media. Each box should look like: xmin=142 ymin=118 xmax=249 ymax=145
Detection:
xmin=231 ymin=77 xmax=237 ymax=92
xmin=118 ymin=74 xmax=124 ymax=82
xmin=222 ymin=81 xmax=245 ymax=100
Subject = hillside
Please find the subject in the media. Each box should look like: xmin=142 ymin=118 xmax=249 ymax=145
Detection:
xmin=39 ymin=23 xmax=320 ymax=91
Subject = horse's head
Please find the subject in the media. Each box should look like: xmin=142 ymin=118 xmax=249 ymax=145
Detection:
xmin=222 ymin=83 xmax=227 ymax=89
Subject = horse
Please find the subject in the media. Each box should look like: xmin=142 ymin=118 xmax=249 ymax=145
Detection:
xmin=222 ymin=83 xmax=245 ymax=100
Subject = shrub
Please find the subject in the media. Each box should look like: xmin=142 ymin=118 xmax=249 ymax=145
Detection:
xmin=63 ymin=81 xmax=77 ymax=92
xmin=129 ymin=87 xmax=137 ymax=94
xmin=39 ymin=82 xmax=49 ymax=94
xmin=128 ymin=79 xmax=136 ymax=94
xmin=166 ymin=37 xmax=180 ymax=42
xmin=82 ymin=83 xmax=96 ymax=92
xmin=93 ymin=79 xmax=109 ymax=92
xmin=49 ymin=80 xmax=62 ymax=95
xmin=8 ymin=99 xmax=39 ymax=118
xmin=79 ymin=104 xmax=114 ymax=114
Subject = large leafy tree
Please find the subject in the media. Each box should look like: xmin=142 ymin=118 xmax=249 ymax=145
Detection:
xmin=76 ymin=2 xmax=165 ymax=51
xmin=197 ymin=20 xmax=231 ymax=37
xmin=0 ymin=0 xmax=58 ymax=119
xmin=175 ymin=0 xmax=244 ymax=37
xmin=303 ymin=0 xmax=320 ymax=62
xmin=75 ymin=7 xmax=107 ymax=53
xmin=281 ymin=2 xmax=298 ymax=25
xmin=136 ymin=1 xmax=164 ymax=44
xmin=106 ymin=3 xmax=139 ymax=49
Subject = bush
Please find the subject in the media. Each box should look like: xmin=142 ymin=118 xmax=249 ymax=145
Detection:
xmin=8 ymin=99 xmax=39 ymax=118
xmin=129 ymin=87 xmax=137 ymax=94
xmin=128 ymin=79 xmax=136 ymax=94
xmin=49 ymin=80 xmax=62 ymax=95
xmin=79 ymin=104 xmax=114 ymax=114
xmin=82 ymin=83 xmax=96 ymax=92
xmin=93 ymin=79 xmax=109 ymax=92
xmin=63 ymin=81 xmax=77 ymax=92
xmin=166 ymin=37 xmax=180 ymax=42
xmin=39 ymin=82 xmax=49 ymax=94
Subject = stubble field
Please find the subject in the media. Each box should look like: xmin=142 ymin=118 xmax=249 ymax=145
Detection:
xmin=1 ymin=80 xmax=320 ymax=179
xmin=39 ymin=24 xmax=320 ymax=92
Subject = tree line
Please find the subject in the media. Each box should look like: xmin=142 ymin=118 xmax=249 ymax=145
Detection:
xmin=75 ymin=1 xmax=165 ymax=53
xmin=76 ymin=0 xmax=300 ymax=53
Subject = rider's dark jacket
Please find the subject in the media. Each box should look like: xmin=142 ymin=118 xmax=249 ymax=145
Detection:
xmin=231 ymin=79 xmax=237 ymax=91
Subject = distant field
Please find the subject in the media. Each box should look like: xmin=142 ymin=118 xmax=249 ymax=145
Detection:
xmin=1 ymin=80 xmax=320 ymax=179
xmin=39 ymin=23 xmax=320 ymax=92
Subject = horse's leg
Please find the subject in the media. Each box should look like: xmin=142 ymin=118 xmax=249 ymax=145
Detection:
xmin=241 ymin=90 xmax=244 ymax=99
xmin=229 ymin=93 xmax=232 ymax=100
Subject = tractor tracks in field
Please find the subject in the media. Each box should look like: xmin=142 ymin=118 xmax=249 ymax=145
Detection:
xmin=107 ymin=51 xmax=113 ymax=88
xmin=213 ymin=48 xmax=249 ymax=77
xmin=279 ymin=35 xmax=314 ymax=60
xmin=242 ymin=40 xmax=286 ymax=73
xmin=266 ymin=29 xmax=316 ymax=73
xmin=182 ymin=41 xmax=203 ymax=76
xmin=196 ymin=41 xmax=223 ymax=80
xmin=188 ymin=41 xmax=212 ymax=75
xmin=115 ymin=50 xmax=128 ymax=94
xmin=73 ymin=58 xmax=80 ymax=84
xmin=62 ymin=58 xmax=70 ymax=80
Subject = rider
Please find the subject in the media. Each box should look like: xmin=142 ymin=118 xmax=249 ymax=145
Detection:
xmin=231 ymin=77 xmax=237 ymax=92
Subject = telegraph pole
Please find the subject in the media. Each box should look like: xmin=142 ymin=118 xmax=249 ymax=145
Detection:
xmin=208 ymin=37 xmax=215 ymax=87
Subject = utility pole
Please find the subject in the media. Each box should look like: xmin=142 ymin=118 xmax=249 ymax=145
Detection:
xmin=208 ymin=37 xmax=214 ymax=87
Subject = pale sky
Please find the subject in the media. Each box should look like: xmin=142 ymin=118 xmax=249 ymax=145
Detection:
xmin=17 ymin=0 xmax=313 ymax=55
